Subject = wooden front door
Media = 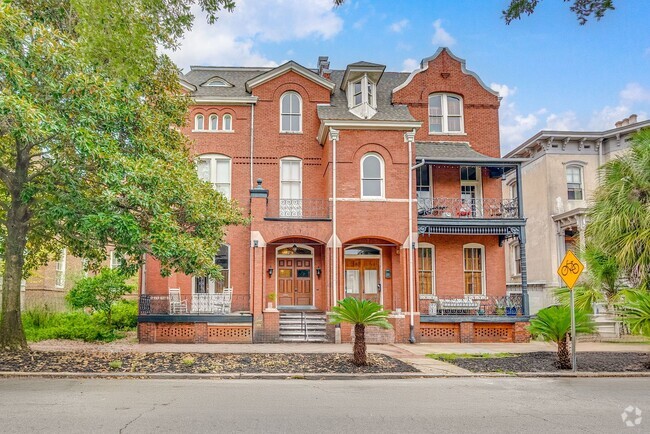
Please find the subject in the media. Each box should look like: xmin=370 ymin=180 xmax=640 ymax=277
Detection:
xmin=277 ymin=258 xmax=312 ymax=306
xmin=344 ymin=258 xmax=380 ymax=303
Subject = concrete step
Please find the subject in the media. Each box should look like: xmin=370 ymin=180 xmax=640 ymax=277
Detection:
xmin=280 ymin=337 xmax=328 ymax=343
xmin=280 ymin=324 xmax=326 ymax=330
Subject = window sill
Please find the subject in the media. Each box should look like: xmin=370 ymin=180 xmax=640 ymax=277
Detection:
xmin=192 ymin=130 xmax=235 ymax=133
xmin=359 ymin=197 xmax=386 ymax=202
xmin=428 ymin=131 xmax=467 ymax=136
xmin=279 ymin=131 xmax=303 ymax=135
xmin=419 ymin=294 xmax=437 ymax=300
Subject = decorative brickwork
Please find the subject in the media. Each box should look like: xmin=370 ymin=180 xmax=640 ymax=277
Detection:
xmin=207 ymin=325 xmax=252 ymax=343
xmin=420 ymin=323 xmax=461 ymax=343
xmin=473 ymin=324 xmax=514 ymax=343
xmin=137 ymin=322 xmax=252 ymax=343
xmin=156 ymin=323 xmax=196 ymax=343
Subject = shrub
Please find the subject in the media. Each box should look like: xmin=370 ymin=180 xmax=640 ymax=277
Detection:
xmin=67 ymin=268 xmax=134 ymax=325
xmin=109 ymin=360 xmax=123 ymax=370
xmin=101 ymin=300 xmax=138 ymax=330
xmin=182 ymin=356 xmax=195 ymax=367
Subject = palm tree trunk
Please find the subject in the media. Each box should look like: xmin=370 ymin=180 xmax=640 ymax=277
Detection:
xmin=353 ymin=323 xmax=366 ymax=366
xmin=557 ymin=333 xmax=571 ymax=369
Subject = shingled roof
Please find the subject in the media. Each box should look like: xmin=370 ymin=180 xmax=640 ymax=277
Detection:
xmin=416 ymin=142 xmax=503 ymax=162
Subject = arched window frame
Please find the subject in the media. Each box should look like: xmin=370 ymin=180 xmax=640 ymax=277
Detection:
xmin=428 ymin=93 xmax=464 ymax=134
xmin=463 ymin=243 xmax=486 ymax=297
xmin=194 ymin=114 xmax=205 ymax=131
xmin=360 ymin=152 xmax=385 ymax=200
xmin=222 ymin=114 xmax=233 ymax=131
xmin=280 ymin=91 xmax=302 ymax=133
xmin=418 ymin=243 xmax=436 ymax=298
xmin=197 ymin=153 xmax=232 ymax=199
xmin=209 ymin=114 xmax=218 ymax=131
xmin=565 ymin=164 xmax=584 ymax=200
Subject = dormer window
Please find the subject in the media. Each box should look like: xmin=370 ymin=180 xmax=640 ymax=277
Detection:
xmin=353 ymin=81 xmax=363 ymax=106
xmin=203 ymin=77 xmax=232 ymax=87
xmin=348 ymin=75 xmax=376 ymax=109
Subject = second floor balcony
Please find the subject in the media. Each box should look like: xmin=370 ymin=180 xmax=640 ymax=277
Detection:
xmin=418 ymin=197 xmax=520 ymax=219
xmin=265 ymin=198 xmax=331 ymax=221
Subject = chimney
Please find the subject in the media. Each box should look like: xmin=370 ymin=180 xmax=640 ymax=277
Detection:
xmin=615 ymin=121 xmax=623 ymax=128
xmin=317 ymin=56 xmax=331 ymax=79
xmin=621 ymin=118 xmax=629 ymax=127
xmin=629 ymin=114 xmax=638 ymax=124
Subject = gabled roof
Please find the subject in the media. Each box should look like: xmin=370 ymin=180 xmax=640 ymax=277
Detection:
xmin=347 ymin=61 xmax=385 ymax=68
xmin=393 ymin=47 xmax=498 ymax=97
xmin=245 ymin=61 xmax=335 ymax=94
xmin=340 ymin=61 xmax=386 ymax=91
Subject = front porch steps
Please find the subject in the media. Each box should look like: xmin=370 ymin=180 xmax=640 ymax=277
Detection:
xmin=279 ymin=312 xmax=328 ymax=342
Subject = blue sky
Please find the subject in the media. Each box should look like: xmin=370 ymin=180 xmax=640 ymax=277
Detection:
xmin=166 ymin=0 xmax=650 ymax=153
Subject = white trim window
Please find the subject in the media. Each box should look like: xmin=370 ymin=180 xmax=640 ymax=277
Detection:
xmin=194 ymin=114 xmax=205 ymax=131
xmin=55 ymin=249 xmax=67 ymax=288
xmin=460 ymin=166 xmax=482 ymax=216
xmin=280 ymin=157 xmax=302 ymax=217
xmin=418 ymin=244 xmax=435 ymax=296
xmin=280 ymin=91 xmax=302 ymax=133
xmin=429 ymin=93 xmax=464 ymax=133
xmin=463 ymin=243 xmax=486 ymax=296
xmin=509 ymin=180 xmax=518 ymax=201
xmin=566 ymin=165 xmax=584 ymax=200
xmin=194 ymin=245 xmax=230 ymax=294
xmin=197 ymin=154 xmax=231 ymax=199
xmin=360 ymin=153 xmax=384 ymax=199
xmin=511 ymin=242 xmax=522 ymax=277
xmin=209 ymin=114 xmax=218 ymax=131
xmin=109 ymin=251 xmax=122 ymax=270
xmin=416 ymin=165 xmax=432 ymax=201
xmin=348 ymin=75 xmax=376 ymax=109
xmin=222 ymin=114 xmax=233 ymax=131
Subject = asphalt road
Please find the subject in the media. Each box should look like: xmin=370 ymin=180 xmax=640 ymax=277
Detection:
xmin=0 ymin=377 xmax=647 ymax=433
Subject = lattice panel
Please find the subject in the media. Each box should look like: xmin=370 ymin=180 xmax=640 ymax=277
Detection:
xmin=156 ymin=324 xmax=195 ymax=342
xmin=473 ymin=324 xmax=513 ymax=342
xmin=207 ymin=326 xmax=252 ymax=343
xmin=420 ymin=324 xmax=460 ymax=342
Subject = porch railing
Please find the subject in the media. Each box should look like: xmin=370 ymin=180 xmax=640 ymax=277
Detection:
xmin=425 ymin=294 xmax=524 ymax=316
xmin=266 ymin=198 xmax=331 ymax=220
xmin=138 ymin=294 xmax=250 ymax=315
xmin=417 ymin=198 xmax=519 ymax=219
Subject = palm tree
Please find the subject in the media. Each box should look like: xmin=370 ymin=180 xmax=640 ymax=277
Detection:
xmin=528 ymin=306 xmax=595 ymax=369
xmin=586 ymin=130 xmax=650 ymax=290
xmin=329 ymin=297 xmax=392 ymax=366
xmin=620 ymin=290 xmax=650 ymax=337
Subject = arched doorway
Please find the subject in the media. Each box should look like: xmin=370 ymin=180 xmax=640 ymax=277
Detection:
xmin=276 ymin=244 xmax=314 ymax=307
xmin=344 ymin=245 xmax=382 ymax=304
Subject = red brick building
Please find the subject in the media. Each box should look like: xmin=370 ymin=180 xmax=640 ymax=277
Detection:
xmin=138 ymin=48 xmax=530 ymax=344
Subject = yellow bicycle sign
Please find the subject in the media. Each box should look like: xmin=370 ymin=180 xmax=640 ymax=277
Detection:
xmin=557 ymin=250 xmax=584 ymax=289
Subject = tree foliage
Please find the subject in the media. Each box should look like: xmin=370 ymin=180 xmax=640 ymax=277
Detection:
xmin=528 ymin=305 xmax=594 ymax=369
xmin=66 ymin=269 xmax=134 ymax=325
xmin=619 ymin=290 xmax=650 ymax=338
xmin=0 ymin=1 xmax=245 ymax=351
xmin=503 ymin=0 xmax=615 ymax=24
xmin=586 ymin=130 xmax=650 ymax=291
xmin=329 ymin=298 xmax=391 ymax=366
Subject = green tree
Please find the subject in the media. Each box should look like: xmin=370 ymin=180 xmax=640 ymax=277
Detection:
xmin=586 ymin=130 xmax=650 ymax=291
xmin=528 ymin=305 xmax=594 ymax=369
xmin=503 ymin=0 xmax=615 ymax=24
xmin=0 ymin=2 xmax=245 ymax=351
xmin=66 ymin=269 xmax=134 ymax=326
xmin=620 ymin=290 xmax=650 ymax=338
xmin=329 ymin=298 xmax=392 ymax=366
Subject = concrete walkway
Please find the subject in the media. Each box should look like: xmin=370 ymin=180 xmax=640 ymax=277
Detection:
xmin=28 ymin=339 xmax=648 ymax=376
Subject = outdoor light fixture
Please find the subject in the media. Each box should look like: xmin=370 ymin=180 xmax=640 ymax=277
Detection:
xmin=268 ymin=267 xmax=273 ymax=277
xmin=316 ymin=267 xmax=322 ymax=277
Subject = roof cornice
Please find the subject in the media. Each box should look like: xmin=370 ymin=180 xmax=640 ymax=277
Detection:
xmin=179 ymin=79 xmax=197 ymax=92
xmin=191 ymin=96 xmax=258 ymax=105
xmin=392 ymin=47 xmax=498 ymax=97
xmin=245 ymin=61 xmax=335 ymax=94
xmin=317 ymin=119 xmax=422 ymax=144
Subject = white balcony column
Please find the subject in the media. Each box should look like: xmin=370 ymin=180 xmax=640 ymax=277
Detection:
xmin=405 ymin=130 xmax=417 ymax=343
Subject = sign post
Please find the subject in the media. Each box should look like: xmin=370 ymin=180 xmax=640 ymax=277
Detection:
xmin=557 ymin=250 xmax=584 ymax=372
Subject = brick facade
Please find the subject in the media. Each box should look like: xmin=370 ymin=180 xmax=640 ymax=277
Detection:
xmin=139 ymin=48 xmax=529 ymax=344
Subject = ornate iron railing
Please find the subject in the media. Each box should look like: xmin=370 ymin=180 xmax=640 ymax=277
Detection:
xmin=266 ymin=199 xmax=331 ymax=219
xmin=138 ymin=294 xmax=250 ymax=315
xmin=426 ymin=295 xmax=523 ymax=316
xmin=417 ymin=198 xmax=519 ymax=219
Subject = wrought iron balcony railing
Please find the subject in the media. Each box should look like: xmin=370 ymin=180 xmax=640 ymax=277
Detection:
xmin=417 ymin=198 xmax=519 ymax=219
xmin=138 ymin=294 xmax=249 ymax=315
xmin=266 ymin=198 xmax=331 ymax=220
xmin=425 ymin=294 xmax=524 ymax=316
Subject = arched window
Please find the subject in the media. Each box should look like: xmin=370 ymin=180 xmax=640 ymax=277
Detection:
xmin=360 ymin=153 xmax=384 ymax=199
xmin=222 ymin=114 xmax=233 ymax=131
xmin=429 ymin=93 xmax=463 ymax=133
xmin=463 ymin=243 xmax=485 ymax=296
xmin=418 ymin=243 xmax=435 ymax=296
xmin=209 ymin=114 xmax=218 ymax=131
xmin=195 ymin=114 xmax=204 ymax=131
xmin=280 ymin=91 xmax=302 ymax=132
xmin=566 ymin=165 xmax=584 ymax=200
xmin=197 ymin=154 xmax=231 ymax=199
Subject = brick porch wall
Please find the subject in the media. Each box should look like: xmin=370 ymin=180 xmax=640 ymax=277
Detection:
xmin=138 ymin=322 xmax=253 ymax=344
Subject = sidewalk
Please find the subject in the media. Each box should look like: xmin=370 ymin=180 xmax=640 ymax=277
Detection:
xmin=28 ymin=339 xmax=649 ymax=376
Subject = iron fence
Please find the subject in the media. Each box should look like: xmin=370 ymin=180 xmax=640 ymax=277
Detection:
xmin=417 ymin=198 xmax=519 ymax=219
xmin=427 ymin=294 xmax=523 ymax=316
xmin=266 ymin=199 xmax=331 ymax=219
xmin=139 ymin=294 xmax=250 ymax=315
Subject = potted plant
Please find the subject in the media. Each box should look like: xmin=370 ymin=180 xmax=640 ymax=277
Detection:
xmin=267 ymin=292 xmax=277 ymax=309
xmin=494 ymin=298 xmax=506 ymax=316
xmin=505 ymin=297 xmax=518 ymax=316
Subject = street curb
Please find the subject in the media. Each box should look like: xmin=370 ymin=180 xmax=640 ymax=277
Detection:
xmin=1 ymin=371 xmax=650 ymax=380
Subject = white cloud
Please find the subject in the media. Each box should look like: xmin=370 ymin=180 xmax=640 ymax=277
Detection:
xmin=389 ymin=19 xmax=409 ymax=33
xmin=401 ymin=58 xmax=419 ymax=72
xmin=544 ymin=112 xmax=579 ymax=130
xmin=620 ymin=82 xmax=650 ymax=103
xmin=164 ymin=0 xmax=343 ymax=69
xmin=353 ymin=18 xmax=367 ymax=30
xmin=431 ymin=19 xmax=455 ymax=47
xmin=588 ymin=104 xmax=631 ymax=130
xmin=490 ymin=82 xmax=517 ymax=99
